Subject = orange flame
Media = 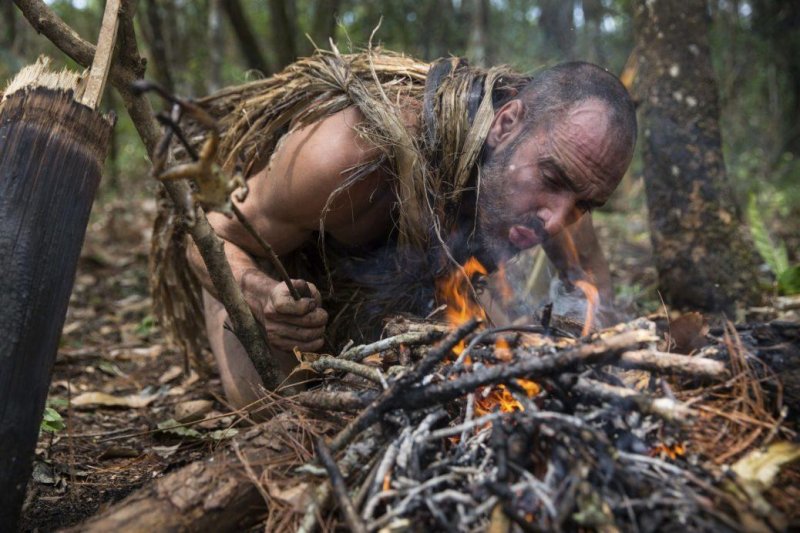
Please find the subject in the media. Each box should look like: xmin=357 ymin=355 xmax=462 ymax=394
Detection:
xmin=474 ymin=379 xmax=541 ymax=416
xmin=573 ymin=279 xmax=599 ymax=337
xmin=436 ymin=257 xmax=488 ymax=355
xmin=436 ymin=258 xmax=542 ymax=418
xmin=650 ymin=442 xmax=686 ymax=460
xmin=495 ymin=263 xmax=515 ymax=305
xmin=494 ymin=337 xmax=512 ymax=362
xmin=559 ymin=228 xmax=599 ymax=337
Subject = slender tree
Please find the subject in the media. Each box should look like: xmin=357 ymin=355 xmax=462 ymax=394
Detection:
xmin=634 ymin=0 xmax=762 ymax=314
xmin=468 ymin=0 xmax=489 ymax=66
xmin=539 ymin=0 xmax=575 ymax=59
xmin=220 ymin=0 xmax=271 ymax=76
xmin=140 ymin=0 xmax=174 ymax=91
xmin=268 ymin=0 xmax=298 ymax=69
xmin=311 ymin=0 xmax=340 ymax=49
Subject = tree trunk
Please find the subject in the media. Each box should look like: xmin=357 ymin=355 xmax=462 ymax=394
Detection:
xmin=634 ymin=0 xmax=762 ymax=314
xmin=310 ymin=0 xmax=340 ymax=51
xmin=141 ymin=0 xmax=174 ymax=92
xmin=268 ymin=0 xmax=298 ymax=70
xmin=581 ymin=0 xmax=607 ymax=65
xmin=539 ymin=0 xmax=575 ymax=59
xmin=751 ymin=0 xmax=800 ymax=157
xmin=207 ymin=0 xmax=224 ymax=93
xmin=220 ymin=0 xmax=271 ymax=76
xmin=468 ymin=0 xmax=489 ymax=66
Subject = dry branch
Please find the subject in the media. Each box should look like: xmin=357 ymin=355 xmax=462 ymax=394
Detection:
xmin=617 ymin=349 xmax=728 ymax=378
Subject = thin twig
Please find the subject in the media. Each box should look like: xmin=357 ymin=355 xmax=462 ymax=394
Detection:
xmin=231 ymin=203 xmax=301 ymax=300
xmin=340 ymin=330 xmax=445 ymax=362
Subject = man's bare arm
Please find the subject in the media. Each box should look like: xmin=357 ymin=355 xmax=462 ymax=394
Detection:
xmin=186 ymin=107 xmax=389 ymax=350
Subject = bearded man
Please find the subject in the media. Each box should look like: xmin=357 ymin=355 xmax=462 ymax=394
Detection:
xmin=152 ymin=50 xmax=636 ymax=408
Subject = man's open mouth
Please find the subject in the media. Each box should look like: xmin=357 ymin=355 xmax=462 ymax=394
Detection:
xmin=508 ymin=224 xmax=542 ymax=250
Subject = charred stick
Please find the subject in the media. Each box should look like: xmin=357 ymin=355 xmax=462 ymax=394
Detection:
xmin=340 ymin=330 xmax=445 ymax=362
xmin=400 ymin=329 xmax=656 ymax=411
xmin=572 ymin=377 xmax=695 ymax=422
xmin=230 ymin=203 xmax=303 ymax=301
xmin=328 ymin=318 xmax=480 ymax=454
xmin=616 ymin=349 xmax=728 ymax=379
xmin=314 ymin=438 xmax=367 ymax=533
xmin=292 ymin=390 xmax=378 ymax=412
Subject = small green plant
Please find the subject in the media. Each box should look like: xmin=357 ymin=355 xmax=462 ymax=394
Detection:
xmin=135 ymin=314 xmax=156 ymax=337
xmin=747 ymin=194 xmax=800 ymax=295
xmin=40 ymin=407 xmax=65 ymax=434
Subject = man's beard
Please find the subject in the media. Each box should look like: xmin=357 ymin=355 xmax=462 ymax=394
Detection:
xmin=467 ymin=142 xmax=521 ymax=271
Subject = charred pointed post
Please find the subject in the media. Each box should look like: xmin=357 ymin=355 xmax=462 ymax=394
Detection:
xmin=0 ymin=64 xmax=114 ymax=529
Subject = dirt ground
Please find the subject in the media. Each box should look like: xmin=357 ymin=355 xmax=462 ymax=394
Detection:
xmin=12 ymin=186 xmax=688 ymax=531
xmin=18 ymin=193 xmax=243 ymax=532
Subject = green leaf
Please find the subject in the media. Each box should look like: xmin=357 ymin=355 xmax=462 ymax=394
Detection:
xmin=135 ymin=315 xmax=156 ymax=337
xmin=778 ymin=265 xmax=800 ymax=295
xmin=157 ymin=418 xmax=202 ymax=439
xmin=747 ymin=194 xmax=789 ymax=275
xmin=207 ymin=428 xmax=239 ymax=441
xmin=40 ymin=407 xmax=65 ymax=433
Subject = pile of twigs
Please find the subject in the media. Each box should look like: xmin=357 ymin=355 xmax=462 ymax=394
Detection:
xmin=280 ymin=316 xmax=795 ymax=532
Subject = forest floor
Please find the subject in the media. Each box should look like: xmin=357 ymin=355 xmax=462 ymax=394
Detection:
xmin=14 ymin=186 xmax=681 ymax=532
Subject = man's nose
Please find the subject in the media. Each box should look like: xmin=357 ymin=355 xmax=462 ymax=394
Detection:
xmin=539 ymin=201 xmax=575 ymax=237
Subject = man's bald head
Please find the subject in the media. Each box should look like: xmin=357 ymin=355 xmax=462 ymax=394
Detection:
xmin=513 ymin=61 xmax=637 ymax=157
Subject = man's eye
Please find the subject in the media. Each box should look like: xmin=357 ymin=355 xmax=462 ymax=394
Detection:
xmin=542 ymin=172 xmax=563 ymax=191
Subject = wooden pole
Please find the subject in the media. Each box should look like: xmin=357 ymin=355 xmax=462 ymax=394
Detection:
xmin=0 ymin=70 xmax=114 ymax=533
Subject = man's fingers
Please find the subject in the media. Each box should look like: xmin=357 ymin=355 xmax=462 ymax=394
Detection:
xmin=266 ymin=329 xmax=325 ymax=352
xmin=272 ymin=294 xmax=317 ymax=315
xmin=266 ymin=323 xmax=326 ymax=343
xmin=263 ymin=307 xmax=328 ymax=328
xmin=291 ymin=280 xmax=322 ymax=306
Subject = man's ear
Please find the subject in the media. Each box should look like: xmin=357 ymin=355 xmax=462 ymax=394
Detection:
xmin=486 ymin=99 xmax=524 ymax=149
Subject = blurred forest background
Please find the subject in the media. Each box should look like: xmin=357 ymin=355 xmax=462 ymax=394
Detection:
xmin=2 ymin=0 xmax=799 ymax=311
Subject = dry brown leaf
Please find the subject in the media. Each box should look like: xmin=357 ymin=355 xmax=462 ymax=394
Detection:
xmin=71 ymin=391 xmax=158 ymax=409
xmin=158 ymin=365 xmax=183 ymax=384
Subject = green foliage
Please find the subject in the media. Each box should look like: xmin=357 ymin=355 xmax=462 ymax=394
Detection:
xmin=136 ymin=314 xmax=156 ymax=337
xmin=748 ymin=194 xmax=789 ymax=275
xmin=747 ymin=194 xmax=800 ymax=295
xmin=157 ymin=418 xmax=202 ymax=439
xmin=40 ymin=407 xmax=65 ymax=434
xmin=778 ymin=266 xmax=800 ymax=295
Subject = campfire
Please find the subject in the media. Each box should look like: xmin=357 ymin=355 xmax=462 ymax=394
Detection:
xmin=75 ymin=258 xmax=799 ymax=532
xmin=254 ymin=260 xmax=795 ymax=532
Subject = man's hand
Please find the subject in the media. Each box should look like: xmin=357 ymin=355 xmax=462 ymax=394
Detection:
xmin=260 ymin=279 xmax=328 ymax=352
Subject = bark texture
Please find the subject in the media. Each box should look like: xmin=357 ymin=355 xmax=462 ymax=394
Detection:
xmin=68 ymin=414 xmax=312 ymax=532
xmin=634 ymin=0 xmax=762 ymax=314
xmin=0 ymin=88 xmax=113 ymax=528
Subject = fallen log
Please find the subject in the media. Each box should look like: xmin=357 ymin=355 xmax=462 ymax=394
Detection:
xmin=67 ymin=414 xmax=310 ymax=533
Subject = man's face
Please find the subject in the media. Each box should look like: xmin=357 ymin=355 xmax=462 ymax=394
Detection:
xmin=473 ymin=99 xmax=632 ymax=269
